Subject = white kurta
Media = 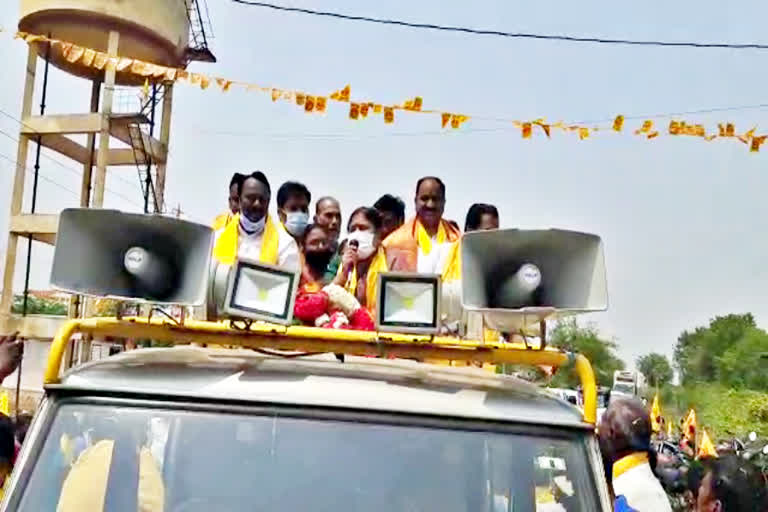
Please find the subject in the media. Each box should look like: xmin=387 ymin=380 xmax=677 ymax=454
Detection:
xmin=613 ymin=461 xmax=672 ymax=512
xmin=417 ymin=236 xmax=461 ymax=328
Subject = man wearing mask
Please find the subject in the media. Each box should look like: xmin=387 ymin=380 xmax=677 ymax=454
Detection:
xmin=313 ymin=197 xmax=342 ymax=251
xmin=277 ymin=181 xmax=311 ymax=241
xmin=213 ymin=171 xmax=299 ymax=271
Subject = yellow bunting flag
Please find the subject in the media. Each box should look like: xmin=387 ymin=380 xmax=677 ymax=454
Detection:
xmin=726 ymin=123 xmax=735 ymax=137
xmin=360 ymin=103 xmax=369 ymax=118
xmin=0 ymin=391 xmax=8 ymax=416
xmin=522 ymin=122 xmax=532 ymax=139
xmin=539 ymin=123 xmax=551 ymax=138
xmin=648 ymin=131 xmax=659 ymax=139
xmin=579 ymin=127 xmax=590 ymax=140
xmin=295 ymin=93 xmax=306 ymax=106
xmin=373 ymin=104 xmax=383 ymax=114
xmin=349 ymin=102 xmax=360 ymax=120
xmin=199 ymin=75 xmax=210 ymax=90
xmin=217 ymin=80 xmax=233 ymax=92
xmin=315 ymin=96 xmax=327 ymax=113
xmin=304 ymin=95 xmax=315 ymax=112
xmin=384 ymin=107 xmax=394 ymax=124
xmin=413 ymin=96 xmax=423 ymax=111
xmin=751 ymin=135 xmax=766 ymax=152
xmin=613 ymin=115 xmax=625 ymax=132
xmin=271 ymin=89 xmax=281 ymax=101
xmin=669 ymin=120 xmax=682 ymax=135
xmin=636 ymin=120 xmax=653 ymax=135
xmin=697 ymin=430 xmax=718 ymax=459
xmin=441 ymin=113 xmax=451 ymax=128
xmin=340 ymin=85 xmax=351 ymax=102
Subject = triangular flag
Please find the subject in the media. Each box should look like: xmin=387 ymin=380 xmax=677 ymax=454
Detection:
xmin=650 ymin=393 xmax=662 ymax=433
xmin=683 ymin=409 xmax=697 ymax=442
xmin=667 ymin=419 xmax=672 ymax=437
xmin=697 ymin=430 xmax=718 ymax=459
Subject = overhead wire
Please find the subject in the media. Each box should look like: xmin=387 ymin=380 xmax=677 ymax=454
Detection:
xmin=230 ymin=1 xmax=768 ymax=50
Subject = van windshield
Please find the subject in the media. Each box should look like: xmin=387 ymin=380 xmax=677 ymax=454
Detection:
xmin=17 ymin=402 xmax=601 ymax=511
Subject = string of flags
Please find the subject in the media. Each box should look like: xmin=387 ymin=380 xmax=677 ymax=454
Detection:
xmin=13 ymin=31 xmax=768 ymax=152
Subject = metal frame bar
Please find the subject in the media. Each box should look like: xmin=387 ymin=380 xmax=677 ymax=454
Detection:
xmin=44 ymin=317 xmax=598 ymax=424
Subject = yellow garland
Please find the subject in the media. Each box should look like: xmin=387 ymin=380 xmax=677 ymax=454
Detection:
xmin=12 ymin=31 xmax=768 ymax=152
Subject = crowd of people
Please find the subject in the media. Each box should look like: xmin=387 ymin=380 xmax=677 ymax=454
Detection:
xmin=598 ymin=397 xmax=768 ymax=511
xmin=211 ymin=170 xmax=502 ymax=330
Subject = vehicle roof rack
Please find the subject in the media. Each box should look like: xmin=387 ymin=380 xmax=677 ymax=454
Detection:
xmin=46 ymin=317 xmax=598 ymax=425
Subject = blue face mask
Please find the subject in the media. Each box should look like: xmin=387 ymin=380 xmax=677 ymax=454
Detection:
xmin=284 ymin=211 xmax=309 ymax=237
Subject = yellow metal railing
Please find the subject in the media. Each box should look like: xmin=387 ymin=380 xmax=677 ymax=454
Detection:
xmin=45 ymin=317 xmax=598 ymax=425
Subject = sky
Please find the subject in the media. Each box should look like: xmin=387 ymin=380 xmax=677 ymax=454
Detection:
xmin=0 ymin=1 xmax=767 ymax=367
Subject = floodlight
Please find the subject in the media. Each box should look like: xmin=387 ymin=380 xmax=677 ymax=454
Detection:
xmin=222 ymin=258 xmax=299 ymax=324
xmin=376 ymin=272 xmax=441 ymax=334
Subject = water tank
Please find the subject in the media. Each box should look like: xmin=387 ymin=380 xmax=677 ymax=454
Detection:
xmin=19 ymin=0 xmax=190 ymax=85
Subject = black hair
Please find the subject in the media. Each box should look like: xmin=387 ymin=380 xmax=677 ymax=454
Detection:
xmin=415 ymin=176 xmax=446 ymax=198
xmin=301 ymin=223 xmax=328 ymax=244
xmin=229 ymin=172 xmax=246 ymax=190
xmin=277 ymin=181 xmax=311 ymax=209
xmin=705 ymin=454 xmax=768 ymax=510
xmin=465 ymin=203 xmax=499 ymax=231
xmin=238 ymin=171 xmax=271 ymax=196
xmin=373 ymin=194 xmax=406 ymax=223
xmin=347 ymin=206 xmax=382 ymax=232
xmin=0 ymin=414 xmax=14 ymax=464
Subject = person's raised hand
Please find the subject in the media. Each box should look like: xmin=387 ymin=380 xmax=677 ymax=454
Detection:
xmin=0 ymin=332 xmax=23 ymax=382
xmin=341 ymin=245 xmax=358 ymax=275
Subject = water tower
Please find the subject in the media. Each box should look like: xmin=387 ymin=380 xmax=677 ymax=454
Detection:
xmin=1 ymin=0 xmax=215 ymax=340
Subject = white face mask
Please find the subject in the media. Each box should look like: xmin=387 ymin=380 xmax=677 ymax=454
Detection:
xmin=239 ymin=213 xmax=266 ymax=235
xmin=347 ymin=229 xmax=376 ymax=259
xmin=284 ymin=211 xmax=309 ymax=237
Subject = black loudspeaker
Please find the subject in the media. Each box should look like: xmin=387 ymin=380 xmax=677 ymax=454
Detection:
xmin=461 ymin=228 xmax=608 ymax=332
xmin=51 ymin=208 xmax=213 ymax=305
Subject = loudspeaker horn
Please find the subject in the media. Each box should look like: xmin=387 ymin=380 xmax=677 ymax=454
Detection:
xmin=461 ymin=228 xmax=608 ymax=332
xmin=51 ymin=208 xmax=213 ymax=305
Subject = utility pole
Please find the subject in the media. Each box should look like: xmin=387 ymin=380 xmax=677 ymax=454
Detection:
xmin=171 ymin=204 xmax=184 ymax=219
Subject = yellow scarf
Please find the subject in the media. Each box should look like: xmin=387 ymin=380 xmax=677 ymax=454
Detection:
xmin=211 ymin=212 xmax=232 ymax=231
xmin=612 ymin=452 xmax=649 ymax=480
xmin=212 ymin=213 xmax=280 ymax=266
xmin=416 ymin=220 xmax=446 ymax=255
xmin=337 ymin=247 xmax=388 ymax=310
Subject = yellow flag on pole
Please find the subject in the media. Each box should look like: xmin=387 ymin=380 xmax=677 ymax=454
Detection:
xmin=697 ymin=430 xmax=718 ymax=459
xmin=651 ymin=393 xmax=662 ymax=433
xmin=682 ymin=409 xmax=697 ymax=442
xmin=667 ymin=419 xmax=672 ymax=437
xmin=0 ymin=391 xmax=9 ymax=416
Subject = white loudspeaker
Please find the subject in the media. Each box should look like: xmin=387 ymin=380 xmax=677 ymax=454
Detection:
xmin=461 ymin=228 xmax=608 ymax=332
xmin=51 ymin=208 xmax=213 ymax=305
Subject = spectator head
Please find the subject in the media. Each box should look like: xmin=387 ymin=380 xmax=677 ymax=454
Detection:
xmin=301 ymin=224 xmax=333 ymax=275
xmin=696 ymin=454 xmax=768 ymax=512
xmin=277 ymin=182 xmax=311 ymax=237
xmin=373 ymin=194 xmax=405 ymax=240
xmin=414 ymin=177 xmax=446 ymax=232
xmin=464 ymin=203 xmax=499 ymax=232
xmin=597 ymin=398 xmax=654 ymax=467
xmin=314 ymin=197 xmax=342 ymax=243
xmin=228 ymin=173 xmax=246 ymax=214
xmin=239 ymin=171 xmax=271 ymax=225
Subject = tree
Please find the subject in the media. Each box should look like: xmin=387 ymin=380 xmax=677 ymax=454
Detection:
xmin=636 ymin=352 xmax=673 ymax=388
xmin=11 ymin=295 xmax=67 ymax=316
xmin=673 ymin=313 xmax=755 ymax=384
xmin=549 ymin=318 xmax=625 ymax=388
xmin=716 ymin=327 xmax=768 ymax=390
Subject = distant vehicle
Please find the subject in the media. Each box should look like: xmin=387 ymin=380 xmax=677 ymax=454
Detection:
xmin=546 ymin=388 xmax=582 ymax=407
xmin=610 ymin=370 xmax=646 ymax=401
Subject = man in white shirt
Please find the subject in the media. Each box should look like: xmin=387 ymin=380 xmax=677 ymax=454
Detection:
xmin=598 ymin=398 xmax=672 ymax=512
xmin=213 ymin=171 xmax=300 ymax=271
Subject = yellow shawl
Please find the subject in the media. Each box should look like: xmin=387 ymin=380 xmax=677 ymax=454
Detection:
xmin=212 ymin=213 xmax=280 ymax=266
xmin=337 ymin=247 xmax=388 ymax=311
xmin=211 ymin=212 xmax=232 ymax=231
xmin=383 ymin=217 xmax=461 ymax=280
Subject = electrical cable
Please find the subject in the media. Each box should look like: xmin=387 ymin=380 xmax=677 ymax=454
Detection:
xmin=230 ymin=1 xmax=768 ymax=50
